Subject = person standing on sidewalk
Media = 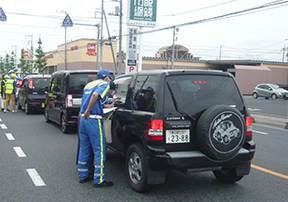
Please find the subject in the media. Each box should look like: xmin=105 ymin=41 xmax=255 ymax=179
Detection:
xmin=4 ymin=74 xmax=17 ymax=113
xmin=77 ymin=69 xmax=114 ymax=188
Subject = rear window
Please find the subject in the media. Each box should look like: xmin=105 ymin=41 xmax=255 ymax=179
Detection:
xmin=33 ymin=78 xmax=50 ymax=89
xmin=164 ymin=74 xmax=244 ymax=117
xmin=68 ymin=73 xmax=98 ymax=94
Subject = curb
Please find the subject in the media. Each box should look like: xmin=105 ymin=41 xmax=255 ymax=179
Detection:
xmin=251 ymin=113 xmax=288 ymax=129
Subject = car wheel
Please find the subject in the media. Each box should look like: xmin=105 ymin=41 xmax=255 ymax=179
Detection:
xmin=213 ymin=167 xmax=244 ymax=183
xmin=25 ymin=102 xmax=31 ymax=114
xmin=196 ymin=105 xmax=246 ymax=161
xmin=271 ymin=94 xmax=277 ymax=100
xmin=252 ymin=92 xmax=258 ymax=99
xmin=61 ymin=113 xmax=70 ymax=134
xmin=126 ymin=143 xmax=150 ymax=193
xmin=44 ymin=109 xmax=51 ymax=123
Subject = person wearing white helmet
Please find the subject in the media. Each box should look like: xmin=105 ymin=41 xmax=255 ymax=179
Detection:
xmin=3 ymin=74 xmax=17 ymax=113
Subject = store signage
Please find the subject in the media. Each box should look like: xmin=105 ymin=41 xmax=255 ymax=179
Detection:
xmin=86 ymin=43 xmax=96 ymax=56
xmin=70 ymin=45 xmax=78 ymax=51
xmin=128 ymin=0 xmax=157 ymax=27
xmin=125 ymin=27 xmax=138 ymax=73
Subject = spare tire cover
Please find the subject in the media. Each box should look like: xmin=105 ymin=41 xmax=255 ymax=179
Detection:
xmin=196 ymin=105 xmax=245 ymax=160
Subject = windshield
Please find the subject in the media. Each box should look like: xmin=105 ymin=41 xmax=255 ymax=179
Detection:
xmin=164 ymin=74 xmax=244 ymax=118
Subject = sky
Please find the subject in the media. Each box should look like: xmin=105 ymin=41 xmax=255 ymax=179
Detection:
xmin=1 ymin=0 xmax=288 ymax=62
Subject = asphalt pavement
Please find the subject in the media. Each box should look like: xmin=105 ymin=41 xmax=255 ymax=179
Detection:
xmin=251 ymin=113 xmax=288 ymax=129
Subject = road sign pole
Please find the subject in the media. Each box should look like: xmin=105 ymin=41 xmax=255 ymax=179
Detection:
xmin=65 ymin=26 xmax=67 ymax=70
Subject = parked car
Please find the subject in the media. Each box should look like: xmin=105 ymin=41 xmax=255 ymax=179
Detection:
xmin=252 ymin=83 xmax=288 ymax=100
xmin=44 ymin=69 xmax=114 ymax=134
xmin=104 ymin=69 xmax=255 ymax=192
xmin=278 ymin=83 xmax=288 ymax=91
xmin=17 ymin=74 xmax=51 ymax=114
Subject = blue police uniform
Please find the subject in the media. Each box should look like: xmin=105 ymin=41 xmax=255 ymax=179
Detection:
xmin=77 ymin=78 xmax=110 ymax=185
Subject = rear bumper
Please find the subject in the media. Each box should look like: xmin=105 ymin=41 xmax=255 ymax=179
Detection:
xmin=66 ymin=107 xmax=80 ymax=125
xmin=28 ymin=101 xmax=46 ymax=110
xmin=146 ymin=140 xmax=256 ymax=172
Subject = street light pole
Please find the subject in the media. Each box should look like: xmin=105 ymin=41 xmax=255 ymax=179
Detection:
xmin=117 ymin=0 xmax=122 ymax=75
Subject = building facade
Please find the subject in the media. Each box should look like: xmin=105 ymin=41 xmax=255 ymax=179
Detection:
xmin=45 ymin=38 xmax=288 ymax=95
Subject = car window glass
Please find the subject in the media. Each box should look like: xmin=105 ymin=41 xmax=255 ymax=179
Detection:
xmin=134 ymin=75 xmax=158 ymax=112
xmin=68 ymin=73 xmax=98 ymax=94
xmin=164 ymin=75 xmax=244 ymax=117
xmin=51 ymin=77 xmax=61 ymax=93
xmin=114 ymin=76 xmax=132 ymax=103
xmin=33 ymin=78 xmax=50 ymax=89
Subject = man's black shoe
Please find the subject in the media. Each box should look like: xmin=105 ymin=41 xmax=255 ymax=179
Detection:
xmin=79 ymin=175 xmax=93 ymax=183
xmin=93 ymin=180 xmax=114 ymax=188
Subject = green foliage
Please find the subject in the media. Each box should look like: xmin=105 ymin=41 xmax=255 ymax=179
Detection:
xmin=34 ymin=37 xmax=47 ymax=74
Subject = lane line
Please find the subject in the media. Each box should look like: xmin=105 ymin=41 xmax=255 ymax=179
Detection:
xmin=0 ymin=118 xmax=2 ymax=121
xmin=0 ymin=124 xmax=7 ymax=129
xmin=26 ymin=168 xmax=46 ymax=187
xmin=13 ymin=147 xmax=26 ymax=157
xmin=5 ymin=133 xmax=15 ymax=140
xmin=252 ymin=130 xmax=268 ymax=135
xmin=251 ymin=164 xmax=288 ymax=180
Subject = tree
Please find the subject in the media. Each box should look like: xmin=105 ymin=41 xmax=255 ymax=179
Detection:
xmin=34 ymin=37 xmax=47 ymax=74
xmin=19 ymin=48 xmax=33 ymax=76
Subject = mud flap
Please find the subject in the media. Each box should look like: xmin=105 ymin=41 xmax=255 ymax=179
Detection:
xmin=146 ymin=164 xmax=166 ymax=185
xmin=236 ymin=161 xmax=251 ymax=176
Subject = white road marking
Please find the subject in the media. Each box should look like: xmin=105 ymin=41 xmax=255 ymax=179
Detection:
xmin=5 ymin=133 xmax=15 ymax=140
xmin=0 ymin=124 xmax=7 ymax=129
xmin=0 ymin=118 xmax=2 ymax=121
xmin=13 ymin=147 xmax=26 ymax=157
xmin=26 ymin=168 xmax=46 ymax=187
xmin=253 ymin=130 xmax=269 ymax=135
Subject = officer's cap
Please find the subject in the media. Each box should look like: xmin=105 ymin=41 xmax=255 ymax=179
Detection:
xmin=97 ymin=69 xmax=112 ymax=79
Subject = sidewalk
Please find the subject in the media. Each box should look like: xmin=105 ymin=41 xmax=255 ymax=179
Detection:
xmin=251 ymin=113 xmax=288 ymax=129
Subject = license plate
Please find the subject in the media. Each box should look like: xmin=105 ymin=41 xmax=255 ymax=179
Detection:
xmin=166 ymin=129 xmax=190 ymax=144
xmin=41 ymin=103 xmax=45 ymax=107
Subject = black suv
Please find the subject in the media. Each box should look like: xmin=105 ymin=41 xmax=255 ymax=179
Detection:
xmin=45 ymin=70 xmax=114 ymax=133
xmin=17 ymin=74 xmax=51 ymax=114
xmin=106 ymin=69 xmax=255 ymax=192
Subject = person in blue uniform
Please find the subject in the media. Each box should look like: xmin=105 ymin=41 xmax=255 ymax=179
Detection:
xmin=77 ymin=69 xmax=114 ymax=188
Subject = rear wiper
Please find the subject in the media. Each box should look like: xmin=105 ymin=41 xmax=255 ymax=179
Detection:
xmin=166 ymin=82 xmax=195 ymax=122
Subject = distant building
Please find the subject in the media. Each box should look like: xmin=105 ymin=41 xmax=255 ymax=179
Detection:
xmin=45 ymin=38 xmax=288 ymax=94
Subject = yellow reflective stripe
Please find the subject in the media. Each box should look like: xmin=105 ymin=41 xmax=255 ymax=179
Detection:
xmin=100 ymin=84 xmax=109 ymax=98
xmin=98 ymin=118 xmax=104 ymax=182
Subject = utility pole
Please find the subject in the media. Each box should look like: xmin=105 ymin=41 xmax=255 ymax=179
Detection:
xmin=282 ymin=45 xmax=286 ymax=62
xmin=25 ymin=35 xmax=33 ymax=61
xmin=117 ymin=0 xmax=122 ymax=75
xmin=11 ymin=45 xmax=17 ymax=69
xmin=219 ymin=45 xmax=223 ymax=60
xmin=100 ymin=0 xmax=104 ymax=69
xmin=171 ymin=26 xmax=178 ymax=69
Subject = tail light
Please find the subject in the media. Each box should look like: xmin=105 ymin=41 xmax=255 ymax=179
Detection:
xmin=66 ymin=94 xmax=73 ymax=107
xmin=245 ymin=116 xmax=252 ymax=136
xmin=28 ymin=78 xmax=33 ymax=89
xmin=145 ymin=119 xmax=163 ymax=141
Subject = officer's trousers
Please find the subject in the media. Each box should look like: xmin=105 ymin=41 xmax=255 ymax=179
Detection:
xmin=78 ymin=116 xmax=106 ymax=184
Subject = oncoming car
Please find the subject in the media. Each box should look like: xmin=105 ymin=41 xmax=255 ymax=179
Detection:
xmin=252 ymin=83 xmax=288 ymax=100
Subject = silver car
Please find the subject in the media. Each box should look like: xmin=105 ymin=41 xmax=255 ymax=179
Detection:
xmin=252 ymin=83 xmax=288 ymax=100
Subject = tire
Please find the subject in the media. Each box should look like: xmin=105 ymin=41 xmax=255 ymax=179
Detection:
xmin=25 ymin=102 xmax=31 ymax=114
xmin=252 ymin=93 xmax=258 ymax=99
xmin=271 ymin=94 xmax=277 ymax=100
xmin=265 ymin=97 xmax=269 ymax=99
xmin=44 ymin=109 xmax=51 ymax=123
xmin=196 ymin=105 xmax=246 ymax=161
xmin=213 ymin=167 xmax=244 ymax=183
xmin=61 ymin=113 xmax=70 ymax=134
xmin=126 ymin=143 xmax=150 ymax=193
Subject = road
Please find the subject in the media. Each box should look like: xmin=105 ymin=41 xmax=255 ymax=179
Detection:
xmin=0 ymin=109 xmax=287 ymax=202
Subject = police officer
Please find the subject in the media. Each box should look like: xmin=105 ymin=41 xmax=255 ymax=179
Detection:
xmin=77 ymin=69 xmax=114 ymax=188
xmin=4 ymin=74 xmax=17 ymax=113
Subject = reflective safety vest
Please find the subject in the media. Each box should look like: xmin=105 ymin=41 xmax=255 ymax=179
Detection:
xmin=5 ymin=79 xmax=14 ymax=94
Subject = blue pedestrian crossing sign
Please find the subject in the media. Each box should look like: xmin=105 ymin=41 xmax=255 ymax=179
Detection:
xmin=62 ymin=14 xmax=73 ymax=27
xmin=0 ymin=7 xmax=7 ymax=21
